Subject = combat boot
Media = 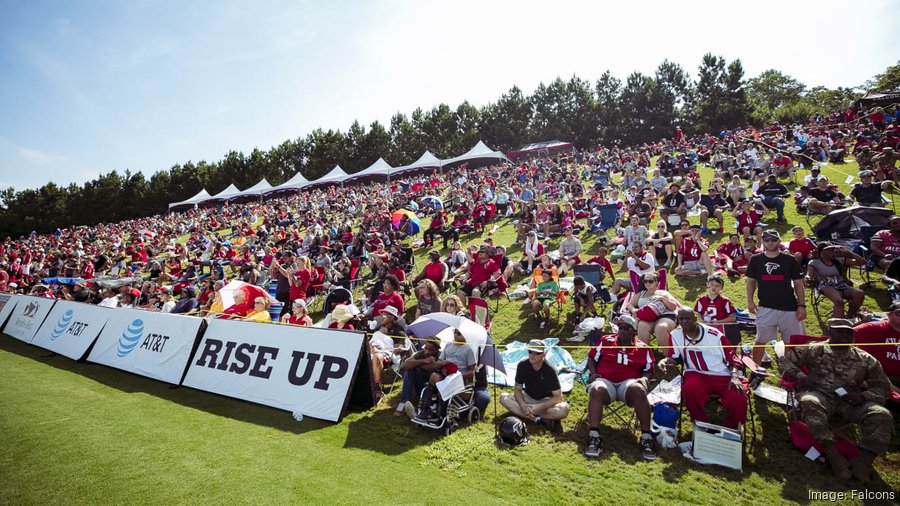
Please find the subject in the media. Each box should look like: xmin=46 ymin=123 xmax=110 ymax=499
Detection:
xmin=850 ymin=449 xmax=877 ymax=483
xmin=824 ymin=443 xmax=851 ymax=481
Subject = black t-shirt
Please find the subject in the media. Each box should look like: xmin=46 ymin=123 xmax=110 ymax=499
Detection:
xmin=850 ymin=183 xmax=882 ymax=205
xmin=746 ymin=252 xmax=803 ymax=311
xmin=808 ymin=187 xmax=837 ymax=202
xmin=699 ymin=195 xmax=727 ymax=213
xmin=757 ymin=183 xmax=788 ymax=198
xmin=515 ymin=359 xmax=561 ymax=400
xmin=632 ymin=202 xmax=652 ymax=217
xmin=663 ymin=192 xmax=686 ymax=209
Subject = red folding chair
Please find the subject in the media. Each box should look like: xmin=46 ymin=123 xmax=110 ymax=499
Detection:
xmin=468 ymin=297 xmax=491 ymax=335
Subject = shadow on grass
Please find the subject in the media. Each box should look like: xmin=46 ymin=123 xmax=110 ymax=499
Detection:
xmin=0 ymin=335 xmax=327 ymax=435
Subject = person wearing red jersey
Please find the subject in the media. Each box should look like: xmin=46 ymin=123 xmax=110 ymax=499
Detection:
xmin=658 ymin=309 xmax=748 ymax=430
xmin=853 ymin=300 xmax=900 ymax=394
xmin=584 ymin=315 xmax=656 ymax=460
xmin=585 ymin=246 xmax=615 ymax=281
xmin=732 ymin=199 xmax=766 ymax=242
xmin=457 ymin=247 xmax=501 ymax=301
xmin=693 ymin=275 xmax=736 ymax=324
xmin=869 ymin=215 xmax=900 ymax=270
xmin=715 ymin=234 xmax=749 ymax=275
xmin=674 ymin=225 xmax=712 ymax=277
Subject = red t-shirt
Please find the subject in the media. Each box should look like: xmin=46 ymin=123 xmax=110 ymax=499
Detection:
xmin=467 ymin=259 xmax=500 ymax=286
xmin=388 ymin=266 xmax=406 ymax=282
xmin=423 ymin=261 xmax=446 ymax=285
xmin=373 ymin=290 xmax=405 ymax=315
xmin=586 ymin=257 xmax=614 ymax=280
xmin=789 ymin=238 xmax=816 ymax=258
xmin=694 ymin=295 xmax=735 ymax=323
xmin=853 ymin=320 xmax=900 ymax=377
xmin=589 ymin=334 xmax=654 ymax=383
xmin=290 ymin=269 xmax=311 ymax=301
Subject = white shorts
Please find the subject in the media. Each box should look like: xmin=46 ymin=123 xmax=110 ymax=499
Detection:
xmin=755 ymin=306 xmax=805 ymax=344
xmin=682 ymin=260 xmax=703 ymax=272
xmin=588 ymin=378 xmax=639 ymax=403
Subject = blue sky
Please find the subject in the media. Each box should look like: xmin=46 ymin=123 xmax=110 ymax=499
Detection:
xmin=1 ymin=0 xmax=898 ymax=191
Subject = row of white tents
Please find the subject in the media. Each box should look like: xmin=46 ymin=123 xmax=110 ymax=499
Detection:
xmin=169 ymin=141 xmax=509 ymax=210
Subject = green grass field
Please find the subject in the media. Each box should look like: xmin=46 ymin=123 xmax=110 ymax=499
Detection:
xmin=2 ymin=159 xmax=899 ymax=505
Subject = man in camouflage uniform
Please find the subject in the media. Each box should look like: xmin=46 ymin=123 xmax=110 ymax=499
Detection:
xmin=855 ymin=145 xmax=875 ymax=171
xmin=781 ymin=318 xmax=893 ymax=482
xmin=873 ymin=147 xmax=900 ymax=185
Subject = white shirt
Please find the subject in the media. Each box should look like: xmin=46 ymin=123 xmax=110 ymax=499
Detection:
xmin=626 ymin=251 xmax=657 ymax=277
xmin=669 ymin=324 xmax=737 ymax=377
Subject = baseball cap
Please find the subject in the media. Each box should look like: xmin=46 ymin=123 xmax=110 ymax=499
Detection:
xmin=811 ymin=166 xmax=821 ymax=172
xmin=617 ymin=314 xmax=638 ymax=329
xmin=826 ymin=318 xmax=854 ymax=332
xmin=429 ymin=250 xmax=441 ymax=258
xmin=859 ymin=170 xmax=874 ymax=178
xmin=526 ymin=339 xmax=545 ymax=353
xmin=292 ymin=298 xmax=307 ymax=308
xmin=762 ymin=229 xmax=781 ymax=240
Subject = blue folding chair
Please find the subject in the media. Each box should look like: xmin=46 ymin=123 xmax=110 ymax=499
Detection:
xmin=589 ymin=204 xmax=620 ymax=234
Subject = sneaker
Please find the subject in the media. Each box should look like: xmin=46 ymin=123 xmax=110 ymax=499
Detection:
xmin=403 ymin=401 xmax=416 ymax=418
xmin=585 ymin=431 xmax=603 ymax=458
xmin=663 ymin=258 xmax=672 ymax=267
xmin=534 ymin=416 xmax=556 ymax=430
xmin=566 ymin=334 xmax=586 ymax=342
xmin=640 ymin=433 xmax=657 ymax=461
xmin=540 ymin=320 xmax=547 ymax=329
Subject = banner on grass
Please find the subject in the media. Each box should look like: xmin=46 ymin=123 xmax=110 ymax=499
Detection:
xmin=87 ymin=308 xmax=204 ymax=385
xmin=183 ymin=319 xmax=366 ymax=422
xmin=31 ymin=301 xmax=112 ymax=360
xmin=0 ymin=294 xmax=19 ymax=330
xmin=3 ymin=295 xmax=56 ymax=343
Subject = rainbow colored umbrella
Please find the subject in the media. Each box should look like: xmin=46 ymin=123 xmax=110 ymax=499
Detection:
xmin=391 ymin=209 xmax=421 ymax=235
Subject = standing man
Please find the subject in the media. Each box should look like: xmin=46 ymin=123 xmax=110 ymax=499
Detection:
xmin=584 ymin=316 xmax=656 ymax=460
xmin=499 ymin=339 xmax=570 ymax=429
xmin=658 ymin=309 xmax=748 ymax=430
xmin=746 ymin=229 xmax=805 ymax=365
xmin=781 ymin=319 xmax=893 ymax=482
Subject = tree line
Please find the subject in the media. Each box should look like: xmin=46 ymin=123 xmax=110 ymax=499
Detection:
xmin=1 ymin=55 xmax=897 ymax=238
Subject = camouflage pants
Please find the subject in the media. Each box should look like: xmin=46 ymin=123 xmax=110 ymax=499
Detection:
xmin=799 ymin=391 xmax=894 ymax=455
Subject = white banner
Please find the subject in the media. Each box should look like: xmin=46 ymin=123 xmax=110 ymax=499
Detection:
xmin=183 ymin=319 xmax=365 ymax=422
xmin=3 ymin=295 xmax=56 ymax=343
xmin=0 ymin=294 xmax=19 ymax=329
xmin=87 ymin=308 xmax=204 ymax=385
xmin=31 ymin=301 xmax=112 ymax=361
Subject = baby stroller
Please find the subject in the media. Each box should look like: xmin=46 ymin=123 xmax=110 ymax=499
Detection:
xmin=410 ymin=363 xmax=482 ymax=436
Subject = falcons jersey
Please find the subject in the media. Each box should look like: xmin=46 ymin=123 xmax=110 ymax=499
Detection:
xmin=679 ymin=236 xmax=705 ymax=261
xmin=694 ymin=294 xmax=735 ymax=323
xmin=589 ymin=334 xmax=654 ymax=384
xmin=670 ymin=324 xmax=741 ymax=377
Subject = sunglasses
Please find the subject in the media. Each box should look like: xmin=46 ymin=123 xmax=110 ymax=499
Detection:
xmin=528 ymin=350 xmax=543 ymax=356
xmin=643 ymin=279 xmax=658 ymax=284
xmin=763 ymin=237 xmax=779 ymax=243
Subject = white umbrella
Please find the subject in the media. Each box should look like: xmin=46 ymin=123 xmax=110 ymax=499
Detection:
xmin=408 ymin=313 xmax=504 ymax=374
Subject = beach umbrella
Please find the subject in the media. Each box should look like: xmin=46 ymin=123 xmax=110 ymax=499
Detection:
xmin=391 ymin=209 xmax=421 ymax=235
xmin=408 ymin=312 xmax=506 ymax=375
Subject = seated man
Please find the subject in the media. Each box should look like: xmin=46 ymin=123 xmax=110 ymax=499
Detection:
xmin=608 ymin=242 xmax=657 ymax=297
xmin=849 ymin=171 xmax=884 ymax=207
xmin=499 ymin=339 xmax=570 ymax=429
xmin=756 ymin=174 xmax=789 ymax=224
xmin=781 ymin=319 xmax=893 ymax=482
xmin=699 ymin=187 xmax=728 ymax=235
xmin=557 ymin=226 xmax=583 ymax=276
xmin=415 ymin=328 xmax=479 ymax=421
xmin=869 ymin=214 xmax=900 ymax=271
xmin=807 ymin=242 xmax=865 ymax=319
xmin=658 ymin=309 xmax=748 ymax=431
xmin=396 ymin=339 xmax=442 ymax=417
xmin=584 ymin=315 xmax=656 ymax=460
xmin=853 ymin=301 xmax=900 ymax=397
xmin=456 ymin=246 xmax=501 ymax=301
xmin=369 ymin=306 xmax=409 ymax=403
xmin=807 ymin=176 xmax=843 ymax=214
xmin=674 ymin=224 xmax=713 ymax=277
xmin=412 ymin=250 xmax=449 ymax=292
xmin=659 ymin=183 xmax=687 ymax=224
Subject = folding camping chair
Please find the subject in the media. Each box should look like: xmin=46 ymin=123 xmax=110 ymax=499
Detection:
xmin=590 ymin=203 xmax=620 ymax=235
xmin=855 ymin=225 xmax=887 ymax=289
xmin=573 ymin=263 xmax=609 ymax=315
xmin=468 ymin=296 xmax=492 ymax=336
xmin=572 ymin=358 xmax=642 ymax=432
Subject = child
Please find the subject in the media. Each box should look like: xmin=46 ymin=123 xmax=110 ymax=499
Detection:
xmin=571 ymin=275 xmax=597 ymax=325
xmin=531 ymin=270 xmax=559 ymax=329
xmin=733 ymin=199 xmax=766 ymax=242
xmin=788 ymin=225 xmax=817 ymax=272
xmin=693 ymin=275 xmax=736 ymax=323
xmin=716 ymin=233 xmax=749 ymax=275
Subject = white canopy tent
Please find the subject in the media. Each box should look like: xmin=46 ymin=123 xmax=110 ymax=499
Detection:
xmin=200 ymin=183 xmax=243 ymax=204
xmin=168 ymin=188 xmax=211 ymax=210
xmin=306 ymin=165 xmax=350 ymax=187
xmin=440 ymin=140 xmax=509 ymax=168
xmin=391 ymin=150 xmax=441 ymax=177
xmin=233 ymin=178 xmax=273 ymax=199
xmin=344 ymin=157 xmax=393 ymax=182
xmin=266 ymin=171 xmax=310 ymax=194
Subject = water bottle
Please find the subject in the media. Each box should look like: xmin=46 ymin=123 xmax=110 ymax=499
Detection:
xmin=292 ymin=411 xmax=304 ymax=422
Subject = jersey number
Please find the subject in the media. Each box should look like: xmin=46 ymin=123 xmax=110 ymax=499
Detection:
xmin=687 ymin=350 xmax=709 ymax=372
xmin=616 ymin=351 xmax=629 ymax=365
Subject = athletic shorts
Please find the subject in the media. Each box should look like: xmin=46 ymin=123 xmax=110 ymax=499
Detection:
xmin=755 ymin=306 xmax=804 ymax=344
xmin=588 ymin=378 xmax=639 ymax=404
xmin=682 ymin=260 xmax=703 ymax=271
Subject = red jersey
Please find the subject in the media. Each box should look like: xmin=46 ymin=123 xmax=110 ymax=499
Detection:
xmin=717 ymin=242 xmax=745 ymax=261
xmin=694 ymin=295 xmax=735 ymax=323
xmin=873 ymin=230 xmax=900 ymax=255
xmin=373 ymin=290 xmax=405 ymax=315
xmin=589 ymin=334 xmax=654 ymax=383
xmin=679 ymin=236 xmax=705 ymax=262
xmin=736 ymin=209 xmax=762 ymax=229
xmin=670 ymin=324 xmax=740 ymax=377
xmin=467 ymin=259 xmax=500 ymax=286
xmin=586 ymin=256 xmax=614 ymax=280
xmin=853 ymin=320 xmax=900 ymax=377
